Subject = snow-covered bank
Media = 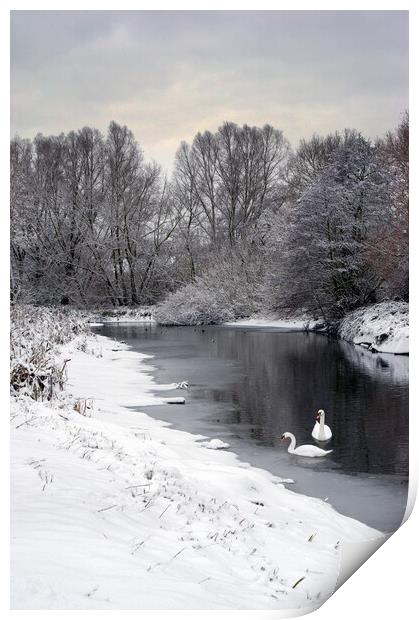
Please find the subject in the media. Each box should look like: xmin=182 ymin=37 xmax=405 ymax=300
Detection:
xmin=225 ymin=316 xmax=309 ymax=330
xmin=338 ymin=302 xmax=409 ymax=355
xmin=226 ymin=302 xmax=409 ymax=356
xmin=11 ymin=332 xmax=382 ymax=610
xmin=90 ymin=306 xmax=155 ymax=324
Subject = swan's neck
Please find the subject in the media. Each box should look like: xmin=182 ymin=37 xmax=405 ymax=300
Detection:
xmin=287 ymin=434 xmax=297 ymax=452
xmin=319 ymin=415 xmax=325 ymax=430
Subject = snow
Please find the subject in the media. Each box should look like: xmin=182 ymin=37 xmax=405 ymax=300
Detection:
xmin=227 ymin=303 xmax=409 ymax=357
xmin=101 ymin=316 xmax=155 ymax=324
xmin=91 ymin=307 xmax=155 ymax=324
xmin=225 ymin=315 xmax=309 ymax=330
xmin=174 ymin=381 xmax=189 ymax=389
xmin=11 ymin=331 xmax=383 ymax=610
xmin=201 ymin=439 xmax=231 ymax=450
xmin=338 ymin=301 xmax=409 ymax=355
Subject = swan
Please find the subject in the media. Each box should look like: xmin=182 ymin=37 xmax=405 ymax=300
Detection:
xmin=312 ymin=409 xmax=332 ymax=441
xmin=281 ymin=432 xmax=332 ymax=457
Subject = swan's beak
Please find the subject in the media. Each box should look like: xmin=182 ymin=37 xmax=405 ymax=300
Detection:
xmin=316 ymin=415 xmax=320 ymax=421
xmin=280 ymin=435 xmax=285 ymax=441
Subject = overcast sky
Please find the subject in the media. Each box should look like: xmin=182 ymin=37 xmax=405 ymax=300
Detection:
xmin=11 ymin=10 xmax=408 ymax=171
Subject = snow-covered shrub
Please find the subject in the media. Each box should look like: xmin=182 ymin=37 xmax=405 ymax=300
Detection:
xmin=154 ymin=280 xmax=234 ymax=325
xmin=10 ymin=304 xmax=88 ymax=400
xmin=154 ymin=245 xmax=266 ymax=325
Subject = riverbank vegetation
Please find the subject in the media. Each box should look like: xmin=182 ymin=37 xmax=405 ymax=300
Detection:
xmin=10 ymin=304 xmax=87 ymax=401
xmin=11 ymin=113 xmax=408 ymax=325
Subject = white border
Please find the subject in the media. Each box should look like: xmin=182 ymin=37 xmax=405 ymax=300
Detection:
xmin=2 ymin=3 xmax=416 ymax=619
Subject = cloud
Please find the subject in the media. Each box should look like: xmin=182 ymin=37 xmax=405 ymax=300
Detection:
xmin=10 ymin=10 xmax=408 ymax=171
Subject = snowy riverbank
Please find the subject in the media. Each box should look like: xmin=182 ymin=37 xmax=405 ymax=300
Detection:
xmin=11 ymin=330 xmax=382 ymax=610
xmin=338 ymin=301 xmax=409 ymax=355
xmin=226 ymin=302 xmax=409 ymax=356
xmin=89 ymin=306 xmax=155 ymax=325
xmin=225 ymin=317 xmax=310 ymax=330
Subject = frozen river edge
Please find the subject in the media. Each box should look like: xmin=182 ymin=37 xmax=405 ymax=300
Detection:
xmin=11 ymin=331 xmax=383 ymax=611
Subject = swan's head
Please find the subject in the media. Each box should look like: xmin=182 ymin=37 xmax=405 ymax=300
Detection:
xmin=316 ymin=409 xmax=325 ymax=421
xmin=280 ymin=432 xmax=292 ymax=442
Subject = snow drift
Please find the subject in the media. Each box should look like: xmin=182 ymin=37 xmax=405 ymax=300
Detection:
xmin=338 ymin=301 xmax=409 ymax=355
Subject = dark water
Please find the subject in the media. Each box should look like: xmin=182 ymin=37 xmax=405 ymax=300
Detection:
xmin=99 ymin=323 xmax=409 ymax=532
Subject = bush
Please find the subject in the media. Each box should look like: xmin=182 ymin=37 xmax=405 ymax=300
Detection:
xmin=10 ymin=304 xmax=88 ymax=401
xmin=154 ymin=244 xmax=266 ymax=325
xmin=154 ymin=281 xmax=234 ymax=325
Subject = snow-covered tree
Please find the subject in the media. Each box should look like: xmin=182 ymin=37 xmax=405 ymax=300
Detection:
xmin=10 ymin=117 xmax=408 ymax=319
xmin=365 ymin=113 xmax=409 ymax=300
xmin=275 ymin=133 xmax=393 ymax=318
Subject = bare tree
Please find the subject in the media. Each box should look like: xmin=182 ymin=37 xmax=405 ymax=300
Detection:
xmin=10 ymin=116 xmax=408 ymax=320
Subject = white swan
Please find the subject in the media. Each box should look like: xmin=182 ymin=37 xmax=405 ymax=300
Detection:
xmin=312 ymin=409 xmax=332 ymax=441
xmin=281 ymin=432 xmax=332 ymax=457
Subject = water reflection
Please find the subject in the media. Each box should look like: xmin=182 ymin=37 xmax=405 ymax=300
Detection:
xmin=101 ymin=324 xmax=408 ymax=477
xmin=206 ymin=328 xmax=408 ymax=476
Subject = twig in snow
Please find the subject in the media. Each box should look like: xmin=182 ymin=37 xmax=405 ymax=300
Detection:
xmin=140 ymin=498 xmax=154 ymax=512
xmin=292 ymin=576 xmax=306 ymax=589
xmin=98 ymin=464 xmax=113 ymax=471
xmin=97 ymin=504 xmax=118 ymax=513
xmin=171 ymin=547 xmax=186 ymax=560
xmin=27 ymin=458 xmax=46 ymax=466
xmin=147 ymin=562 xmax=161 ymax=572
xmin=125 ymin=483 xmax=151 ymax=489
xmin=198 ymin=577 xmax=211 ymax=584
xmin=16 ymin=417 xmax=37 ymax=429
xmin=86 ymin=586 xmax=99 ymax=598
xmin=159 ymin=503 xmax=171 ymax=519
xmin=131 ymin=540 xmax=145 ymax=555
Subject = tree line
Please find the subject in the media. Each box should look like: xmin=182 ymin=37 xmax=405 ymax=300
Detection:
xmin=10 ymin=113 xmax=408 ymax=321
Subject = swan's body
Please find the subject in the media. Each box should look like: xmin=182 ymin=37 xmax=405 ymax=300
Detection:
xmin=312 ymin=409 xmax=332 ymax=441
xmin=281 ymin=432 xmax=332 ymax=457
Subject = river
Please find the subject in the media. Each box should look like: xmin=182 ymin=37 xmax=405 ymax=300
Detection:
xmin=98 ymin=323 xmax=409 ymax=533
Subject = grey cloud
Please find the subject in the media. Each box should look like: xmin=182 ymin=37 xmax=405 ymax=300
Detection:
xmin=11 ymin=11 xmax=408 ymax=171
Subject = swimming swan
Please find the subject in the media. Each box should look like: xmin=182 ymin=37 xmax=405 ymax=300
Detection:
xmin=281 ymin=432 xmax=332 ymax=457
xmin=312 ymin=409 xmax=332 ymax=441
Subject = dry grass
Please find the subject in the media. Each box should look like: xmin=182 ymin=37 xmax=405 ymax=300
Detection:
xmin=10 ymin=304 xmax=88 ymax=401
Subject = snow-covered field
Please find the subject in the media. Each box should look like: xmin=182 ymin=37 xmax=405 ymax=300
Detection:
xmin=11 ymin=331 xmax=382 ymax=611
xmin=338 ymin=301 xmax=409 ymax=355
